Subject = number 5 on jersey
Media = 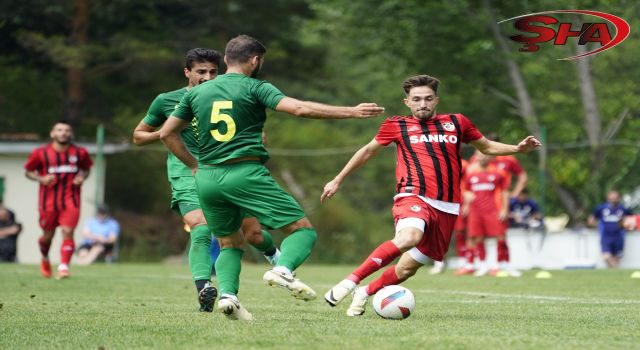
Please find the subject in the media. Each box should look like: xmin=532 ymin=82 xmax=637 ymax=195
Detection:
xmin=210 ymin=101 xmax=236 ymax=142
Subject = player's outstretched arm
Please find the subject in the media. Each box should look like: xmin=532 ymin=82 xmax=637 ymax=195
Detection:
xmin=133 ymin=120 xmax=160 ymax=146
xmin=471 ymin=136 xmax=541 ymax=155
xmin=276 ymin=97 xmax=384 ymax=119
xmin=159 ymin=116 xmax=197 ymax=170
xmin=321 ymin=138 xmax=384 ymax=203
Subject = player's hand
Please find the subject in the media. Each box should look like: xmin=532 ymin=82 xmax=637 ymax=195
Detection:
xmin=72 ymin=174 xmax=86 ymax=185
xmin=516 ymin=136 xmax=541 ymax=153
xmin=498 ymin=209 xmax=508 ymax=221
xmin=191 ymin=167 xmax=197 ymax=176
xmin=320 ymin=179 xmax=341 ymax=203
xmin=353 ymin=103 xmax=385 ymax=118
xmin=39 ymin=174 xmax=56 ymax=186
xmin=461 ymin=205 xmax=469 ymax=217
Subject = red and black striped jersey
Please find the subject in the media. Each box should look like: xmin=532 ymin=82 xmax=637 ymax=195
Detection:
xmin=462 ymin=165 xmax=509 ymax=213
xmin=375 ymin=114 xmax=483 ymax=204
xmin=24 ymin=143 xmax=93 ymax=212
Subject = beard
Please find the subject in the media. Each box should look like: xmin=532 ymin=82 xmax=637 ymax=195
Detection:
xmin=54 ymin=136 xmax=71 ymax=145
xmin=415 ymin=109 xmax=435 ymax=119
xmin=250 ymin=62 xmax=262 ymax=78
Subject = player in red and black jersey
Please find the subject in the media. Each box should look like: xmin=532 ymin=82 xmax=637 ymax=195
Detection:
xmin=321 ymin=74 xmax=540 ymax=317
xmin=24 ymin=121 xmax=93 ymax=279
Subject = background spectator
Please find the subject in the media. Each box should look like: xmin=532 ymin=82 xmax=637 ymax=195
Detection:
xmin=76 ymin=205 xmax=120 ymax=265
xmin=0 ymin=203 xmax=22 ymax=262
xmin=588 ymin=191 xmax=632 ymax=268
xmin=509 ymin=188 xmax=543 ymax=230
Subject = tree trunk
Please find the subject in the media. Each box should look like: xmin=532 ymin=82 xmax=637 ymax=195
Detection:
xmin=483 ymin=0 xmax=584 ymax=220
xmin=64 ymin=0 xmax=90 ymax=127
xmin=483 ymin=0 xmax=540 ymax=139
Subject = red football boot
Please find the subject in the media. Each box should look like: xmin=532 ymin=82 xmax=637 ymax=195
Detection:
xmin=40 ymin=258 xmax=52 ymax=278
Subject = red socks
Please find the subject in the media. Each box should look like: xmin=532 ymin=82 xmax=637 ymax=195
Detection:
xmin=60 ymin=239 xmax=75 ymax=265
xmin=366 ymin=265 xmax=402 ymax=295
xmin=455 ymin=232 xmax=467 ymax=257
xmin=348 ymin=241 xmax=401 ymax=284
xmin=478 ymin=242 xmax=486 ymax=261
xmin=38 ymin=236 xmax=52 ymax=258
xmin=497 ymin=239 xmax=510 ymax=262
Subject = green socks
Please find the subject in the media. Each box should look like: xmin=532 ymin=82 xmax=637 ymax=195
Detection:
xmin=250 ymin=230 xmax=276 ymax=256
xmin=277 ymin=227 xmax=317 ymax=272
xmin=215 ymin=248 xmax=244 ymax=295
xmin=189 ymin=225 xmax=213 ymax=281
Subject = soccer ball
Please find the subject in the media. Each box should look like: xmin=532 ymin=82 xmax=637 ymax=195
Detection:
xmin=372 ymin=285 xmax=415 ymax=320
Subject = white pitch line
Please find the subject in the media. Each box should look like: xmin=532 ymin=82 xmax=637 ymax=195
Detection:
xmin=416 ymin=289 xmax=640 ymax=305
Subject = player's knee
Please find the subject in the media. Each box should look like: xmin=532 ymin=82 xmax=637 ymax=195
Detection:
xmin=244 ymin=230 xmax=263 ymax=246
xmin=393 ymin=230 xmax=422 ymax=250
xmin=282 ymin=217 xmax=313 ymax=234
xmin=396 ymin=265 xmax=418 ymax=279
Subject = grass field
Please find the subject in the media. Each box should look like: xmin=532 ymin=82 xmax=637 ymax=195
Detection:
xmin=1 ymin=263 xmax=639 ymax=350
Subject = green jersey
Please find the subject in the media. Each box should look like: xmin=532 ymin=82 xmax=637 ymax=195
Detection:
xmin=143 ymin=87 xmax=199 ymax=178
xmin=173 ymin=73 xmax=285 ymax=165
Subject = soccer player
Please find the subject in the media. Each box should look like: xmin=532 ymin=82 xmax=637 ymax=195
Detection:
xmin=470 ymin=133 xmax=528 ymax=271
xmin=133 ymin=48 xmax=280 ymax=312
xmin=588 ymin=191 xmax=632 ymax=268
xmin=456 ymin=151 xmax=512 ymax=277
xmin=160 ymin=34 xmax=384 ymax=320
xmin=322 ymin=74 xmax=540 ymax=316
xmin=24 ymin=121 xmax=93 ymax=279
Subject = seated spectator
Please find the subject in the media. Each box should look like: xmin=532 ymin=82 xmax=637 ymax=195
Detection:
xmin=509 ymin=189 xmax=543 ymax=230
xmin=0 ymin=203 xmax=22 ymax=262
xmin=76 ymin=205 xmax=120 ymax=265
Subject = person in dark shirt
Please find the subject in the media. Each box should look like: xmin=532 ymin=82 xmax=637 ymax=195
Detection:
xmin=0 ymin=203 xmax=22 ymax=262
xmin=509 ymin=189 xmax=543 ymax=230
xmin=588 ymin=191 xmax=632 ymax=268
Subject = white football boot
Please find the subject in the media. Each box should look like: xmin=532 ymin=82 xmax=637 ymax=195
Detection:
xmin=217 ymin=295 xmax=254 ymax=321
xmin=346 ymin=287 xmax=370 ymax=317
xmin=263 ymin=269 xmax=316 ymax=301
xmin=324 ymin=279 xmax=356 ymax=306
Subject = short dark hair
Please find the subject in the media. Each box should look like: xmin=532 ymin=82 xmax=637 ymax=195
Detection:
xmin=52 ymin=120 xmax=73 ymax=130
xmin=225 ymin=35 xmax=267 ymax=65
xmin=185 ymin=48 xmax=222 ymax=70
xmin=97 ymin=204 xmax=110 ymax=214
xmin=402 ymin=75 xmax=440 ymax=95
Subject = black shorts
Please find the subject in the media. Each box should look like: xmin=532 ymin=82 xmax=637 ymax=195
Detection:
xmin=78 ymin=242 xmax=115 ymax=254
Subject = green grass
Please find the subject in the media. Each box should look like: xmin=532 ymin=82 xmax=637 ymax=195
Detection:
xmin=1 ymin=263 xmax=639 ymax=350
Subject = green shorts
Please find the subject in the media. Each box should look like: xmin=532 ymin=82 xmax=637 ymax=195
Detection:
xmin=195 ymin=161 xmax=305 ymax=237
xmin=169 ymin=176 xmax=201 ymax=216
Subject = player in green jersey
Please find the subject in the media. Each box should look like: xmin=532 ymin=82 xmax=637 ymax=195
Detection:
xmin=132 ymin=48 xmax=280 ymax=313
xmin=159 ymin=35 xmax=385 ymax=321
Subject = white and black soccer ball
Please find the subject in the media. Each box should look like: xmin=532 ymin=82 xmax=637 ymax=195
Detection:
xmin=372 ymin=285 xmax=415 ymax=320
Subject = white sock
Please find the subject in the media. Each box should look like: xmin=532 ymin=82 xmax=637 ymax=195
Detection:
xmin=221 ymin=293 xmax=238 ymax=301
xmin=58 ymin=264 xmax=69 ymax=271
xmin=273 ymin=266 xmax=292 ymax=276
xmin=340 ymin=279 xmax=357 ymax=289
xmin=433 ymin=260 xmax=445 ymax=268
xmin=356 ymin=286 xmax=371 ymax=297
